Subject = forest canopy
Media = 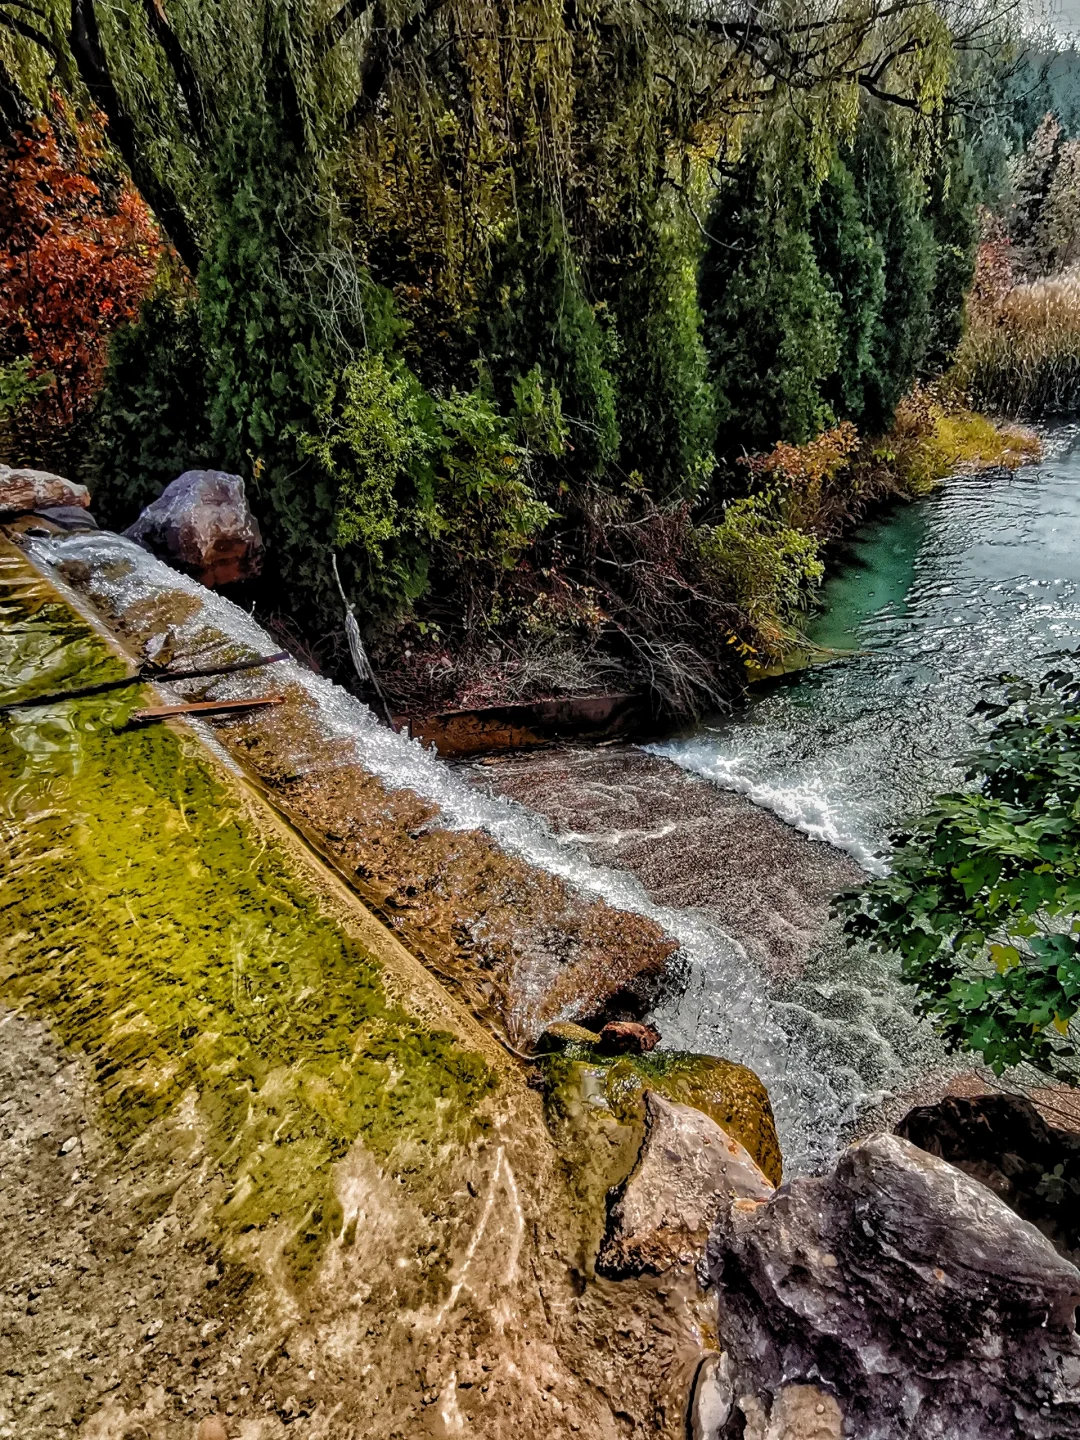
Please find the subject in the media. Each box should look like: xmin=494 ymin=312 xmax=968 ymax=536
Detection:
xmin=0 ymin=0 xmax=1046 ymax=714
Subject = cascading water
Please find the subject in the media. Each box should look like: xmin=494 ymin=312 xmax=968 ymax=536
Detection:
xmin=30 ymin=437 xmax=1078 ymax=1176
xmin=20 ymin=529 xmax=924 ymax=1175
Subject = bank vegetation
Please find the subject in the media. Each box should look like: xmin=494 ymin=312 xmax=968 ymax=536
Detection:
xmin=0 ymin=0 xmax=1056 ymax=718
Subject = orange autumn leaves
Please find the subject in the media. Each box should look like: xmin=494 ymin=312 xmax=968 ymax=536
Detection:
xmin=0 ymin=107 xmax=162 ymax=451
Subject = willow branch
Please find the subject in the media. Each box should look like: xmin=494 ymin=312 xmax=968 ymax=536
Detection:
xmin=69 ymin=0 xmax=202 ymax=273
xmin=137 ymin=0 xmax=209 ymax=142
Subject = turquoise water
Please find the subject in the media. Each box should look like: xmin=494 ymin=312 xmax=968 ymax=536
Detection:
xmin=653 ymin=433 xmax=1080 ymax=869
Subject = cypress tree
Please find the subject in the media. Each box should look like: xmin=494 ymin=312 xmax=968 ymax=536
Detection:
xmin=700 ymin=143 xmax=839 ymax=471
xmin=851 ymin=114 xmax=937 ymax=431
xmin=811 ymin=154 xmax=886 ymax=428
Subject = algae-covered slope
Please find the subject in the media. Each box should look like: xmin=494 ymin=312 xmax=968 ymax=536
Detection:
xmin=32 ymin=530 xmax=678 ymax=1046
xmin=0 ymin=541 xmax=711 ymax=1439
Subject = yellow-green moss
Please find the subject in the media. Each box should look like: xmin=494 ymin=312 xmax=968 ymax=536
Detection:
xmin=542 ymin=1046 xmax=782 ymax=1257
xmin=0 ymin=551 xmax=495 ymax=1280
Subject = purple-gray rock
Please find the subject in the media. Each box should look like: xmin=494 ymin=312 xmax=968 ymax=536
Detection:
xmin=124 ymin=470 xmax=262 ymax=588
xmin=896 ymin=1092 xmax=1080 ymax=1262
xmin=32 ymin=506 xmax=98 ymax=532
xmin=706 ymin=1132 xmax=1080 ymax=1439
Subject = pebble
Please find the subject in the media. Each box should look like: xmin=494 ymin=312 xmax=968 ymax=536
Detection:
xmin=59 ymin=1137 xmax=77 ymax=1155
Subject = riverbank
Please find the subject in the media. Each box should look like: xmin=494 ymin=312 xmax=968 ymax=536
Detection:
xmin=368 ymin=398 xmax=1041 ymax=746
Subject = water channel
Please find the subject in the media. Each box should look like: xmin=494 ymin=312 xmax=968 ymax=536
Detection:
xmin=10 ymin=433 xmax=1080 ymax=1186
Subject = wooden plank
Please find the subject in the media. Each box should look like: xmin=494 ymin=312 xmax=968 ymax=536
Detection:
xmin=130 ymin=695 xmax=285 ymax=723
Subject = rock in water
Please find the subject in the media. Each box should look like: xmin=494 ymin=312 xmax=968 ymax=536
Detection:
xmin=598 ymin=1092 xmax=772 ymax=1276
xmin=0 ymin=465 xmax=89 ymax=516
xmin=597 ymin=1020 xmax=661 ymax=1054
xmin=706 ymin=1132 xmax=1080 ymax=1439
xmin=124 ymin=470 xmax=263 ymax=587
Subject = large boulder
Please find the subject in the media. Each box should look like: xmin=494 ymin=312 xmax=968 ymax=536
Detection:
xmin=896 ymin=1092 xmax=1080 ymax=1262
xmin=124 ymin=470 xmax=262 ymax=587
xmin=598 ymin=1092 xmax=772 ymax=1276
xmin=0 ymin=465 xmax=89 ymax=516
xmin=706 ymin=1132 xmax=1080 ymax=1439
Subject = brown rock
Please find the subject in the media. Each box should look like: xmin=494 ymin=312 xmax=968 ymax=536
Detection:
xmin=125 ymin=469 xmax=263 ymax=587
xmin=598 ymin=1091 xmax=772 ymax=1276
xmin=597 ymin=1020 xmax=660 ymax=1055
xmin=195 ymin=1418 xmax=229 ymax=1440
xmin=0 ymin=465 xmax=89 ymax=516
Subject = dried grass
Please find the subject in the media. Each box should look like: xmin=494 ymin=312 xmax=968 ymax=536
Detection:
xmin=953 ymin=267 xmax=1080 ymax=418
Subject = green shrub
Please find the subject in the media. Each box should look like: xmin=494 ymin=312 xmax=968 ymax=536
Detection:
xmin=695 ymin=494 xmax=824 ymax=659
xmin=88 ymin=293 xmax=210 ymax=526
xmin=296 ymin=353 xmax=555 ymax=610
xmin=838 ymin=668 xmax=1080 ymax=1080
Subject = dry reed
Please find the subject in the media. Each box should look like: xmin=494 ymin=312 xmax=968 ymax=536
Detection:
xmin=953 ymin=267 xmax=1080 ymax=418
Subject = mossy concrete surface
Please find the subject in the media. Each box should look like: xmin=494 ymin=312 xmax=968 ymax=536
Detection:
xmin=0 ymin=540 xmax=719 ymax=1440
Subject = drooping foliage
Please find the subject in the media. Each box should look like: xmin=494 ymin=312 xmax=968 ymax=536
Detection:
xmin=0 ymin=0 xmax=1024 ymax=710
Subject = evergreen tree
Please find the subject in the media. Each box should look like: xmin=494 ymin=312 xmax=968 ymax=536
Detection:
xmin=851 ymin=115 xmax=937 ymax=431
xmin=700 ymin=144 xmax=839 ymax=471
xmin=811 ymin=155 xmax=886 ymax=427
xmin=596 ymin=208 xmax=715 ymax=497
xmin=923 ymin=133 xmax=979 ymax=374
xmin=479 ymin=208 xmax=620 ymax=484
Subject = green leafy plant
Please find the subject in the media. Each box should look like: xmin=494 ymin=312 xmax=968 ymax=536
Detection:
xmin=296 ymin=353 xmax=555 ymax=611
xmin=695 ymin=494 xmax=824 ymax=660
xmin=89 ymin=292 xmax=210 ymax=525
xmin=0 ymin=355 xmax=51 ymax=414
xmin=837 ymin=667 xmax=1080 ymax=1080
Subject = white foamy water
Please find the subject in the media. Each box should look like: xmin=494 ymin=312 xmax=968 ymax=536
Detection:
xmin=29 ymin=530 xmax=952 ymax=1174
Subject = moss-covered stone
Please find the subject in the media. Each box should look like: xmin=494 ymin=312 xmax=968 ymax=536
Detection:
xmin=543 ymin=1048 xmax=782 ymax=1201
xmin=0 ymin=551 xmax=496 ymax=1282
xmin=605 ymin=1052 xmax=783 ymax=1186
xmin=535 ymin=1021 xmax=602 ymax=1055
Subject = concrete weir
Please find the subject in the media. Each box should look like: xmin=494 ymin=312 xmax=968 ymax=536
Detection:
xmin=0 ymin=534 xmax=727 ymax=1440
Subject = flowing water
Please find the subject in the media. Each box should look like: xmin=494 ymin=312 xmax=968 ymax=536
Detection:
xmin=653 ymin=430 xmax=1080 ymax=870
xmin=24 ymin=437 xmax=1080 ymax=1184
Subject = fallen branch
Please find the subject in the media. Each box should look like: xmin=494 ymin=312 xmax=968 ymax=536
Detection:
xmin=128 ymin=695 xmax=284 ymax=724
xmin=0 ymin=650 xmax=289 ymax=714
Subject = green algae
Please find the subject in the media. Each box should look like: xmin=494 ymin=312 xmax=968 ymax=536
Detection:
xmin=0 ymin=547 xmax=494 ymax=1281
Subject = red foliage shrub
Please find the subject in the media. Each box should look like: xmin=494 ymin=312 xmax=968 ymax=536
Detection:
xmin=0 ymin=107 xmax=162 ymax=450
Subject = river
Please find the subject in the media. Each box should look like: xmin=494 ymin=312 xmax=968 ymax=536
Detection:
xmin=19 ymin=436 xmax=1080 ymax=1180
xmin=653 ymin=427 xmax=1080 ymax=870
xmin=479 ymin=428 xmax=1080 ymax=1170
